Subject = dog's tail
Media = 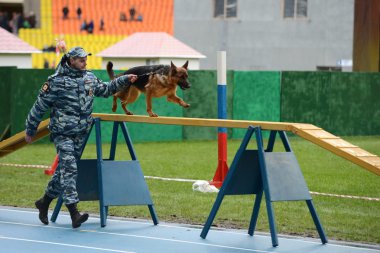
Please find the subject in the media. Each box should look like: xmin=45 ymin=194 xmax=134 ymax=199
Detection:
xmin=106 ymin=61 xmax=115 ymax=80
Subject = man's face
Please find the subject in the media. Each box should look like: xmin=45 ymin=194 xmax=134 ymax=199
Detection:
xmin=70 ymin=56 xmax=87 ymax=70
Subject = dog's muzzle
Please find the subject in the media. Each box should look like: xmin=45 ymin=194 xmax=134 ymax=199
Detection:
xmin=178 ymin=79 xmax=191 ymax=90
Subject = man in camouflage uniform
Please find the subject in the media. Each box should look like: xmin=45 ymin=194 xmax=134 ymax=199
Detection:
xmin=25 ymin=47 xmax=137 ymax=228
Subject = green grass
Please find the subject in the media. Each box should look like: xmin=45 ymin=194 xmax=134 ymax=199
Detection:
xmin=0 ymin=136 xmax=379 ymax=245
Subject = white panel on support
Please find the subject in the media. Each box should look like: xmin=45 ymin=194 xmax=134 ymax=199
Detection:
xmin=217 ymin=51 xmax=227 ymax=85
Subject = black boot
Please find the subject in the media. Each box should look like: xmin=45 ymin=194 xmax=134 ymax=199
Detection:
xmin=66 ymin=203 xmax=89 ymax=228
xmin=35 ymin=194 xmax=53 ymax=225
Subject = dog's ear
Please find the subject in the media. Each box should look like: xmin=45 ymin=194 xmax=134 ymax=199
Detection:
xmin=182 ymin=60 xmax=189 ymax=70
xmin=170 ymin=61 xmax=177 ymax=74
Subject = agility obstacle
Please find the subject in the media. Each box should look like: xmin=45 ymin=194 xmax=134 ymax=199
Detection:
xmin=0 ymin=114 xmax=379 ymax=245
xmin=50 ymin=118 xmax=158 ymax=227
xmin=200 ymin=126 xmax=328 ymax=246
xmin=1 ymin=114 xmax=380 ymax=176
xmin=0 ymin=119 xmax=50 ymax=158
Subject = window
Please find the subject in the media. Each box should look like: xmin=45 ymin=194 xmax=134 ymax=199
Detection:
xmin=283 ymin=0 xmax=307 ymax=19
xmin=214 ymin=0 xmax=237 ymax=19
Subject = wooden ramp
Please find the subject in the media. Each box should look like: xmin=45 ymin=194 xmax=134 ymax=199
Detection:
xmin=1 ymin=113 xmax=379 ymax=176
xmin=0 ymin=119 xmax=50 ymax=158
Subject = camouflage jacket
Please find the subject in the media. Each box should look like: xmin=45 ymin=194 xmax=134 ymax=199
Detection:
xmin=25 ymin=63 xmax=130 ymax=136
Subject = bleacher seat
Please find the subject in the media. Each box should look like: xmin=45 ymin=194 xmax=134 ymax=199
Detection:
xmin=18 ymin=0 xmax=173 ymax=69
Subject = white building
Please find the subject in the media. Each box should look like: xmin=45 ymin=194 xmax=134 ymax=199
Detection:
xmin=174 ymin=0 xmax=355 ymax=71
xmin=97 ymin=32 xmax=206 ymax=70
xmin=0 ymin=27 xmax=40 ymax=68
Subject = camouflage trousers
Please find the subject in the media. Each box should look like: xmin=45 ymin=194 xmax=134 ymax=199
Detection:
xmin=45 ymin=133 xmax=87 ymax=204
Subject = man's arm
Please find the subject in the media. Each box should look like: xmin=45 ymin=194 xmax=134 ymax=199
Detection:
xmin=92 ymin=74 xmax=137 ymax=97
xmin=25 ymin=80 xmax=58 ymax=142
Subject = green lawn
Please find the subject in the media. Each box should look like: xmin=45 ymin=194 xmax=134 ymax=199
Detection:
xmin=0 ymin=136 xmax=379 ymax=245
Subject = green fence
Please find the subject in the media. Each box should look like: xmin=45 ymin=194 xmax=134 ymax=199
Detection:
xmin=232 ymin=71 xmax=281 ymax=139
xmin=0 ymin=67 xmax=14 ymax=139
xmin=1 ymin=68 xmax=379 ymax=144
xmin=281 ymin=71 xmax=380 ymax=136
xmin=182 ymin=70 xmax=235 ymax=140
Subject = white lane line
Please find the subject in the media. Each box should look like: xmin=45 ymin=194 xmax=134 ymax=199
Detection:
xmin=0 ymin=220 xmax=269 ymax=253
xmin=0 ymin=208 xmax=379 ymax=251
xmin=80 ymin=229 xmax=270 ymax=253
xmin=0 ymin=235 xmax=134 ymax=253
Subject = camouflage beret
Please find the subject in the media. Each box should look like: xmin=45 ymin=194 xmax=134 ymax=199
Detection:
xmin=67 ymin=47 xmax=92 ymax=58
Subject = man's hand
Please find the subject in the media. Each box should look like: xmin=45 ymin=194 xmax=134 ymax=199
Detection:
xmin=25 ymin=134 xmax=33 ymax=143
xmin=128 ymin=74 xmax=138 ymax=83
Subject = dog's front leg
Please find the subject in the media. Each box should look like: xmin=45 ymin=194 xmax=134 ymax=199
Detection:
xmin=145 ymin=92 xmax=158 ymax=117
xmin=167 ymin=95 xmax=190 ymax=108
xmin=121 ymin=102 xmax=133 ymax=115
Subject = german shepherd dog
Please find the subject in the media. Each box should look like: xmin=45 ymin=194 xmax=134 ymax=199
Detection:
xmin=107 ymin=61 xmax=191 ymax=117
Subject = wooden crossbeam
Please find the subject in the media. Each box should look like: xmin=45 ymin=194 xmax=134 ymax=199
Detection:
xmin=92 ymin=113 xmax=294 ymax=130
xmin=1 ymin=113 xmax=379 ymax=176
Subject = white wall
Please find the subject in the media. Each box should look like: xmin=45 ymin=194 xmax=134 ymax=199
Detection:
xmin=158 ymin=58 xmax=200 ymax=70
xmin=174 ymin=0 xmax=354 ymax=71
xmin=0 ymin=0 xmax=23 ymax=3
xmin=0 ymin=54 xmax=33 ymax=68
xmin=101 ymin=58 xmax=146 ymax=70
xmin=101 ymin=57 xmax=200 ymax=70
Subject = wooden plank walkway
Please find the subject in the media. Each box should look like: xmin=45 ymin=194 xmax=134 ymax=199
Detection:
xmin=1 ymin=113 xmax=379 ymax=176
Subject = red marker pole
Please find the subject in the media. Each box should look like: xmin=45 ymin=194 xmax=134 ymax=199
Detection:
xmin=45 ymin=154 xmax=59 ymax=175
xmin=210 ymin=51 xmax=228 ymax=188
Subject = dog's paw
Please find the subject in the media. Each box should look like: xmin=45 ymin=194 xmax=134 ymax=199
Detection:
xmin=149 ymin=112 xmax=158 ymax=117
xmin=183 ymin=103 xmax=190 ymax=108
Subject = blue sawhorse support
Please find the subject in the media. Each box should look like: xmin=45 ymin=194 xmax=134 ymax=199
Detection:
xmin=200 ymin=126 xmax=327 ymax=247
xmin=51 ymin=118 xmax=158 ymax=227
